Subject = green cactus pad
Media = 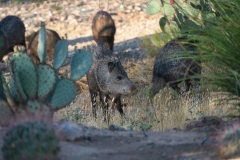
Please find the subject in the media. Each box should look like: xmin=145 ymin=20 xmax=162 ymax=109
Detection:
xmin=70 ymin=49 xmax=93 ymax=81
xmin=159 ymin=17 xmax=167 ymax=31
xmin=38 ymin=22 xmax=47 ymax=63
xmin=162 ymin=3 xmax=175 ymax=20
xmin=9 ymin=51 xmax=37 ymax=99
xmin=37 ymin=65 xmax=56 ymax=100
xmin=0 ymin=100 xmax=13 ymax=126
xmin=53 ymin=39 xmax=68 ymax=70
xmin=51 ymin=79 xmax=77 ymax=110
xmin=146 ymin=0 xmax=161 ymax=15
xmin=45 ymin=74 xmax=60 ymax=103
xmin=9 ymin=75 xmax=19 ymax=103
xmin=182 ymin=3 xmax=200 ymax=18
xmin=13 ymin=72 xmax=27 ymax=102
xmin=27 ymin=100 xmax=50 ymax=114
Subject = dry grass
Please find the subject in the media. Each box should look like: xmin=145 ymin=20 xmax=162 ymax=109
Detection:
xmin=54 ymin=59 xmax=239 ymax=131
xmin=54 ymin=35 xmax=240 ymax=132
xmin=54 ymin=81 xmax=239 ymax=131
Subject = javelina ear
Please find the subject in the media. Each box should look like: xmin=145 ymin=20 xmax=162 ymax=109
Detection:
xmin=108 ymin=62 xmax=115 ymax=73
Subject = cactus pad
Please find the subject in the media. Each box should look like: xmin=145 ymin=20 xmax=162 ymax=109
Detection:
xmin=38 ymin=22 xmax=47 ymax=63
xmin=12 ymin=72 xmax=27 ymax=102
xmin=37 ymin=64 xmax=56 ymax=100
xmin=9 ymin=50 xmax=37 ymax=99
xmin=0 ymin=100 xmax=13 ymax=126
xmin=9 ymin=75 xmax=19 ymax=103
xmin=162 ymin=3 xmax=175 ymax=20
xmin=70 ymin=49 xmax=93 ymax=81
xmin=182 ymin=3 xmax=200 ymax=18
xmin=51 ymin=79 xmax=77 ymax=110
xmin=27 ymin=100 xmax=50 ymax=114
xmin=146 ymin=0 xmax=161 ymax=15
xmin=53 ymin=39 xmax=68 ymax=70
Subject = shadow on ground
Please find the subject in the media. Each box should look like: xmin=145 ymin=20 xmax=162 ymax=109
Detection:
xmin=67 ymin=34 xmax=148 ymax=63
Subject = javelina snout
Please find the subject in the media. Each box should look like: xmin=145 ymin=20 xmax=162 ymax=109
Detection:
xmin=87 ymin=45 xmax=136 ymax=122
xmin=92 ymin=10 xmax=116 ymax=51
xmin=26 ymin=29 xmax=61 ymax=63
xmin=100 ymin=60 xmax=136 ymax=95
xmin=0 ymin=15 xmax=26 ymax=61
xmin=152 ymin=39 xmax=201 ymax=96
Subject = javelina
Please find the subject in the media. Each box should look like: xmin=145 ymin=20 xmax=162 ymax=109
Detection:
xmin=26 ymin=29 xmax=61 ymax=63
xmin=86 ymin=45 xmax=136 ymax=122
xmin=92 ymin=10 xmax=116 ymax=51
xmin=152 ymin=39 xmax=201 ymax=95
xmin=0 ymin=15 xmax=26 ymax=61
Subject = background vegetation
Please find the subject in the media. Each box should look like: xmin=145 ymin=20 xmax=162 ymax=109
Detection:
xmin=54 ymin=0 xmax=240 ymax=131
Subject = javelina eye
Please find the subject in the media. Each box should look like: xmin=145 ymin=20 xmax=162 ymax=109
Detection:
xmin=117 ymin=76 xmax=122 ymax=81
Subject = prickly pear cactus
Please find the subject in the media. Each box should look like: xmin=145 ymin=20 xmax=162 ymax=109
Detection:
xmin=146 ymin=0 xmax=216 ymax=42
xmin=1 ymin=120 xmax=60 ymax=160
xmin=38 ymin=22 xmax=47 ymax=63
xmin=0 ymin=21 xmax=93 ymax=121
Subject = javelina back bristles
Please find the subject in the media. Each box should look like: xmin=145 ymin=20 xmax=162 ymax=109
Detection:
xmin=26 ymin=29 xmax=61 ymax=63
xmin=92 ymin=10 xmax=116 ymax=51
xmin=0 ymin=15 xmax=26 ymax=61
xmin=152 ymin=38 xmax=201 ymax=95
xmin=86 ymin=45 xmax=136 ymax=122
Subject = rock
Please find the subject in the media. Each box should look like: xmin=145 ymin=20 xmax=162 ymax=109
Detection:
xmin=146 ymin=140 xmax=154 ymax=145
xmin=56 ymin=121 xmax=85 ymax=141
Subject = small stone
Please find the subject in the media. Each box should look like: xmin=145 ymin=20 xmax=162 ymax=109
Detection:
xmin=135 ymin=6 xmax=142 ymax=11
xmin=125 ymin=10 xmax=131 ymax=13
xmin=56 ymin=121 xmax=85 ymax=141
xmin=127 ymin=5 xmax=133 ymax=10
xmin=146 ymin=140 xmax=154 ymax=145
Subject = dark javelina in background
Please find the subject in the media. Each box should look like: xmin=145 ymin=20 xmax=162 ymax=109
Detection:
xmin=152 ymin=39 xmax=201 ymax=95
xmin=0 ymin=15 xmax=26 ymax=61
xmin=26 ymin=29 xmax=61 ymax=63
xmin=86 ymin=45 xmax=136 ymax=122
xmin=92 ymin=10 xmax=116 ymax=51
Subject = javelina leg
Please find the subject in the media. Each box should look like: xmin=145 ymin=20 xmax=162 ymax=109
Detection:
xmin=170 ymin=82 xmax=181 ymax=94
xmin=185 ymin=80 xmax=191 ymax=92
xmin=90 ymin=90 xmax=97 ymax=119
xmin=112 ymin=96 xmax=124 ymax=117
xmin=99 ymin=92 xmax=109 ymax=123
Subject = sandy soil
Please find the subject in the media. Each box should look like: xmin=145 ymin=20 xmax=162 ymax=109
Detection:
xmin=0 ymin=119 xmax=221 ymax=160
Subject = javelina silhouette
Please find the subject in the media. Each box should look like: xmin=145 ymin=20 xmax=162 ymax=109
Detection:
xmin=87 ymin=45 xmax=136 ymax=122
xmin=0 ymin=15 xmax=26 ymax=61
xmin=152 ymin=39 xmax=201 ymax=95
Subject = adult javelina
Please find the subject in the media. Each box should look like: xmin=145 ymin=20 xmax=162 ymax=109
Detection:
xmin=26 ymin=29 xmax=61 ymax=63
xmin=0 ymin=15 xmax=26 ymax=61
xmin=152 ymin=39 xmax=201 ymax=95
xmin=92 ymin=10 xmax=116 ymax=51
xmin=87 ymin=45 xmax=136 ymax=122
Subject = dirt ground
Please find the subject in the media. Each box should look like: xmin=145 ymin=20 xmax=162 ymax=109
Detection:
xmin=0 ymin=119 xmax=221 ymax=160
